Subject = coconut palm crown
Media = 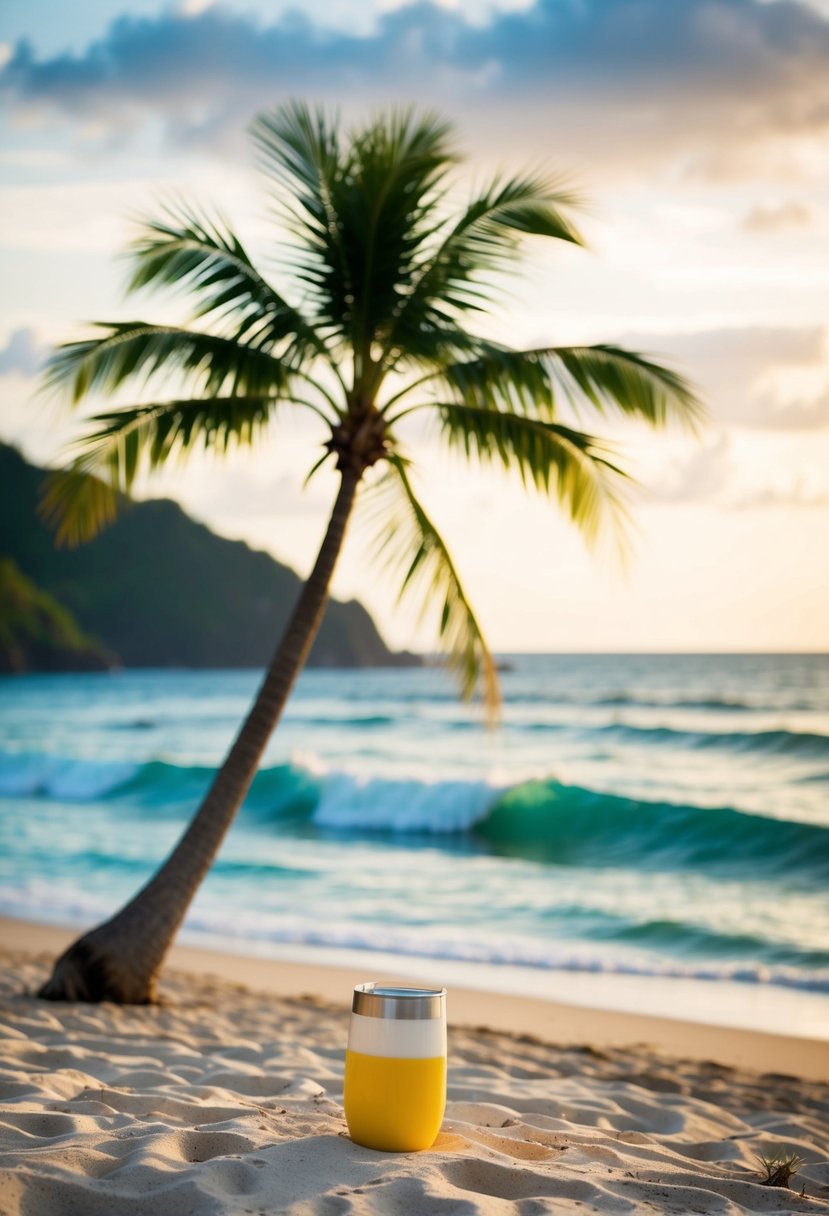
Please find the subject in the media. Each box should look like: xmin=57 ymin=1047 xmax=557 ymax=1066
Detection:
xmin=37 ymin=102 xmax=700 ymax=1003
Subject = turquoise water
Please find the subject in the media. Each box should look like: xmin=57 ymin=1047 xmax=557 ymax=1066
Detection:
xmin=1 ymin=655 xmax=828 ymax=1028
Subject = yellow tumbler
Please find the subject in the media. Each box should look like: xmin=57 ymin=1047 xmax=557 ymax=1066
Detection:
xmin=344 ymin=982 xmax=447 ymax=1152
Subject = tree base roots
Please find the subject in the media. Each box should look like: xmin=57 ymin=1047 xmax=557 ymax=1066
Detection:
xmin=37 ymin=935 xmax=158 ymax=1004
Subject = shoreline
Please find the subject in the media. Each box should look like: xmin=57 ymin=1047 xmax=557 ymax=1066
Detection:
xmin=4 ymin=915 xmax=828 ymax=1082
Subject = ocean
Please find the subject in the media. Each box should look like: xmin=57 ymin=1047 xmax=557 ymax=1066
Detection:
xmin=1 ymin=654 xmax=827 ymax=1037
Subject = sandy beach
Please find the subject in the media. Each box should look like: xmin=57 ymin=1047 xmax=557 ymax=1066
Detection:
xmin=0 ymin=920 xmax=827 ymax=1215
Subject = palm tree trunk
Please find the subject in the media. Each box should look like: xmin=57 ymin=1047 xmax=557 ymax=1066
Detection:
xmin=39 ymin=467 xmax=362 ymax=1003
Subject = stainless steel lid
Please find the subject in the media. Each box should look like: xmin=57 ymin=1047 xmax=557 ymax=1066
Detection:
xmin=352 ymin=982 xmax=446 ymax=1020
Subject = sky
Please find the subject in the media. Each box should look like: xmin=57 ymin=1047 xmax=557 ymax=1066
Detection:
xmin=1 ymin=0 xmax=828 ymax=653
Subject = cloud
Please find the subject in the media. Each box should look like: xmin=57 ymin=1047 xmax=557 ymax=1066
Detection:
xmin=733 ymin=482 xmax=829 ymax=508
xmin=0 ymin=326 xmax=44 ymax=376
xmin=637 ymin=325 xmax=829 ymax=510
xmin=648 ymin=435 xmax=732 ymax=504
xmin=2 ymin=0 xmax=829 ymax=173
xmin=189 ymin=466 xmax=332 ymax=521
xmin=647 ymin=431 xmax=829 ymax=509
xmin=624 ymin=326 xmax=829 ymax=431
xmin=746 ymin=389 xmax=829 ymax=430
xmin=741 ymin=200 xmax=814 ymax=232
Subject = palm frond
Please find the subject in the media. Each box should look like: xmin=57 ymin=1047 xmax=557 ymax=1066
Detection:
xmin=44 ymin=323 xmax=292 ymax=404
xmin=387 ymin=340 xmax=700 ymax=438
xmin=252 ymin=102 xmax=458 ymax=367
xmin=543 ymin=344 xmax=703 ymax=429
xmin=252 ymin=99 xmax=343 ymax=210
xmin=408 ymin=342 xmax=555 ymax=417
xmin=433 ymin=403 xmax=630 ymax=546
xmin=383 ymin=174 xmax=584 ymax=363
xmin=382 ymin=321 xmax=492 ymax=381
xmin=449 ymin=172 xmax=584 ymax=252
xmin=365 ymin=455 xmax=499 ymax=717
xmin=251 ymin=102 xmax=353 ymax=343
xmin=39 ymin=467 xmax=124 ymax=550
xmin=344 ymin=108 xmax=457 ymax=367
xmin=393 ymin=341 xmax=700 ymax=434
xmin=128 ymin=204 xmax=327 ymax=364
xmin=40 ymin=394 xmax=274 ymax=547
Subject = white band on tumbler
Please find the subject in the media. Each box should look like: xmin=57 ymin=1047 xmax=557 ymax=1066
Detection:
xmin=347 ymin=1011 xmax=447 ymax=1059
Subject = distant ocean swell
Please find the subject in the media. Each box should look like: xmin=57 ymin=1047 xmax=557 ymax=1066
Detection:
xmin=297 ymin=716 xmax=829 ymax=759
xmin=217 ymin=688 xmax=819 ymax=714
xmin=2 ymin=750 xmax=828 ymax=882
xmin=487 ymin=721 xmax=829 ymax=758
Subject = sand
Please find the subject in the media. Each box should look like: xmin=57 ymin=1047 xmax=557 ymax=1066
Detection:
xmin=1 ymin=925 xmax=828 ymax=1215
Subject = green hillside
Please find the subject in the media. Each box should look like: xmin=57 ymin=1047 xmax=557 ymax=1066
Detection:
xmin=0 ymin=443 xmax=417 ymax=671
xmin=0 ymin=558 xmax=112 ymax=673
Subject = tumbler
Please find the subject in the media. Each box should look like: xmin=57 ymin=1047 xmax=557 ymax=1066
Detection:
xmin=344 ymin=982 xmax=447 ymax=1152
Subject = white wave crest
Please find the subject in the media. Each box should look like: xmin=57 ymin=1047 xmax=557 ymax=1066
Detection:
xmin=313 ymin=771 xmax=503 ymax=833
xmin=0 ymin=752 xmax=138 ymax=800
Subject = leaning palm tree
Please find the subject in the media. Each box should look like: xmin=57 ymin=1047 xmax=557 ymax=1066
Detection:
xmin=37 ymin=102 xmax=700 ymax=1003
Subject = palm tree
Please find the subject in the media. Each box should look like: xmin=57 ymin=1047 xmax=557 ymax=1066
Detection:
xmin=37 ymin=102 xmax=700 ymax=1003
